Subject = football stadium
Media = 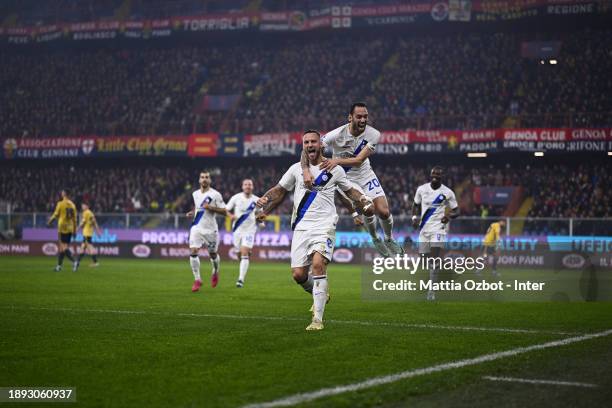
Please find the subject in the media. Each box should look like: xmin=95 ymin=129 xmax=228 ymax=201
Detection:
xmin=1 ymin=0 xmax=611 ymax=406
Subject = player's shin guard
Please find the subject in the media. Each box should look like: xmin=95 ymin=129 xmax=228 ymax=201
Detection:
xmin=210 ymin=254 xmax=220 ymax=274
xmin=64 ymin=249 xmax=74 ymax=262
xmin=239 ymin=256 xmax=249 ymax=282
xmin=380 ymin=214 xmax=394 ymax=240
xmin=190 ymin=254 xmax=201 ymax=281
xmin=312 ymin=275 xmax=329 ymax=322
xmin=296 ymin=273 xmax=314 ymax=294
xmin=364 ymin=215 xmax=378 ymax=240
xmin=492 ymin=256 xmax=498 ymax=272
xmin=58 ymin=251 xmax=65 ymax=266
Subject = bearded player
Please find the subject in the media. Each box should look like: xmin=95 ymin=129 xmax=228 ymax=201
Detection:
xmin=301 ymin=102 xmax=402 ymax=257
xmin=186 ymin=171 xmax=227 ymax=292
xmin=256 ymin=130 xmax=373 ymax=331
xmin=226 ymin=179 xmax=264 ymax=288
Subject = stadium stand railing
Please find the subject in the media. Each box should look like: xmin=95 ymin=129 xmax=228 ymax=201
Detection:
xmin=2 ymin=213 xmax=611 ymax=238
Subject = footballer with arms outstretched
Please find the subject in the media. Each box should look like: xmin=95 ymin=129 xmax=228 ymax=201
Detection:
xmin=412 ymin=166 xmax=460 ymax=300
xmin=257 ymin=130 xmax=373 ymax=331
xmin=186 ymin=171 xmax=227 ymax=292
xmin=226 ymin=179 xmax=264 ymax=288
xmin=301 ymin=102 xmax=403 ymax=257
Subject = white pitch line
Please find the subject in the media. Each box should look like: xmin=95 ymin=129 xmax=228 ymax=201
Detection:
xmin=483 ymin=376 xmax=598 ymax=388
xmin=1 ymin=305 xmax=579 ymax=336
xmin=242 ymin=329 xmax=612 ymax=408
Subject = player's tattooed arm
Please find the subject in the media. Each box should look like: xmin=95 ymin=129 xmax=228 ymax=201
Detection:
xmin=256 ymin=185 xmax=288 ymax=217
xmin=336 ymin=191 xmax=363 ymax=226
xmin=411 ymin=202 xmax=421 ymax=229
xmin=344 ymin=188 xmax=374 ymax=216
xmin=301 ymin=149 xmax=314 ymax=189
xmin=320 ymin=147 xmax=372 ymax=171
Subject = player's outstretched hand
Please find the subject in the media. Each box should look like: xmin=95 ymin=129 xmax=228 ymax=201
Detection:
xmin=256 ymin=196 xmax=269 ymax=208
xmin=353 ymin=215 xmax=364 ymax=226
xmin=256 ymin=213 xmax=267 ymax=222
xmin=411 ymin=216 xmax=420 ymax=229
xmin=186 ymin=210 xmax=194 ymax=218
xmin=303 ymin=168 xmax=314 ymax=190
xmin=441 ymin=216 xmax=449 ymax=224
xmin=320 ymin=158 xmax=339 ymax=171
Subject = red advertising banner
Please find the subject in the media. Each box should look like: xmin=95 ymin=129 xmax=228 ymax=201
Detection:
xmin=188 ymin=133 xmax=218 ymax=157
xmin=1 ymin=136 xmax=188 ymax=159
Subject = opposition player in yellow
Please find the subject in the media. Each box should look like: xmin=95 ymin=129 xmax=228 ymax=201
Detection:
xmin=47 ymin=189 xmax=78 ymax=272
xmin=482 ymin=219 xmax=506 ymax=277
xmin=76 ymin=203 xmax=101 ymax=270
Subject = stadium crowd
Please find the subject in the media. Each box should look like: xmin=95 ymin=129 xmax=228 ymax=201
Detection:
xmin=1 ymin=28 xmax=611 ymax=138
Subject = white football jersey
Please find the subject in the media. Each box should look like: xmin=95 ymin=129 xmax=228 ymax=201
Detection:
xmin=191 ymin=188 xmax=225 ymax=232
xmin=323 ymin=124 xmax=381 ymax=181
xmin=226 ymin=192 xmax=260 ymax=233
xmin=279 ymin=162 xmax=352 ymax=231
xmin=414 ymin=183 xmax=458 ymax=234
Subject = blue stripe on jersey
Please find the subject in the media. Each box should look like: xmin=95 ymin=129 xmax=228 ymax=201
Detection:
xmin=342 ymin=139 xmax=369 ymax=172
xmin=291 ymin=170 xmax=333 ymax=230
xmin=233 ymin=201 xmax=256 ymax=232
xmin=419 ymin=194 xmax=445 ymax=230
xmin=191 ymin=196 xmax=213 ymax=227
xmin=292 ymin=191 xmax=317 ymax=231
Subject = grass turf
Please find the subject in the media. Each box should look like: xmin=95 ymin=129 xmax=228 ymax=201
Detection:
xmin=0 ymin=256 xmax=611 ymax=407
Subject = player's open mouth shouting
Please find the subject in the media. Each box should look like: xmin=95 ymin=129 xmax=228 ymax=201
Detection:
xmin=306 ymin=145 xmax=319 ymax=161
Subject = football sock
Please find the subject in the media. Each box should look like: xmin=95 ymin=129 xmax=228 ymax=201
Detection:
xmin=190 ymin=254 xmax=201 ymax=281
xmin=492 ymin=256 xmax=498 ymax=272
xmin=239 ymin=256 xmax=249 ymax=282
xmin=77 ymin=253 xmax=85 ymax=262
xmin=210 ymin=254 xmax=220 ymax=274
xmin=92 ymin=254 xmax=98 ymax=263
xmin=58 ymin=251 xmax=65 ymax=266
xmin=64 ymin=249 xmax=74 ymax=262
xmin=380 ymin=214 xmax=394 ymax=240
xmin=364 ymin=215 xmax=378 ymax=240
xmin=297 ymin=273 xmax=314 ymax=294
xmin=312 ymin=275 xmax=329 ymax=321
xmin=429 ymin=268 xmax=438 ymax=284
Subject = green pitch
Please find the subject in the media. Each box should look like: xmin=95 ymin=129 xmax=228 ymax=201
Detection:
xmin=1 ymin=256 xmax=611 ymax=407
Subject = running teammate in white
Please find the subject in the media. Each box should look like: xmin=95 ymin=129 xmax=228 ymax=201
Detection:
xmin=301 ymin=102 xmax=403 ymax=257
xmin=226 ymin=179 xmax=263 ymax=288
xmin=412 ymin=166 xmax=460 ymax=300
xmin=186 ymin=171 xmax=227 ymax=292
xmin=257 ymin=130 xmax=372 ymax=331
